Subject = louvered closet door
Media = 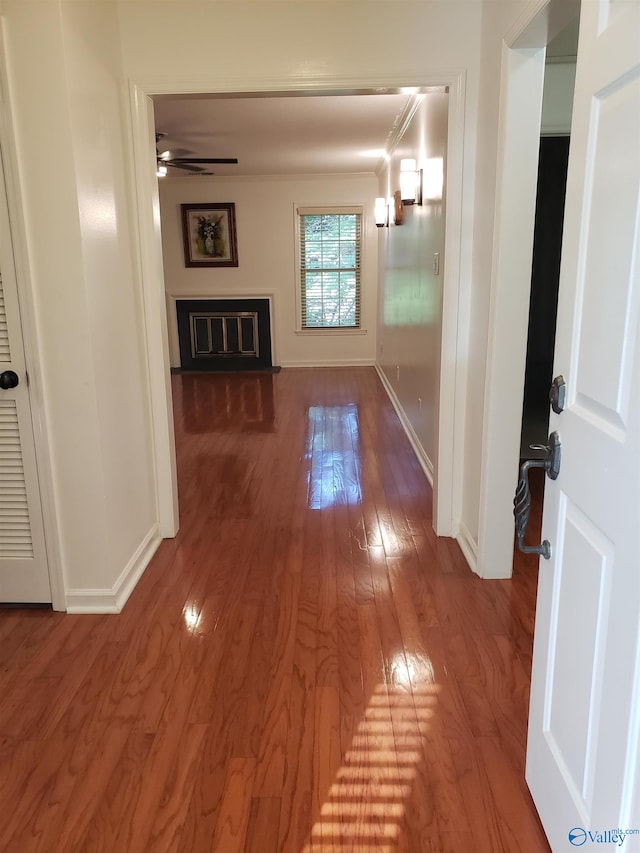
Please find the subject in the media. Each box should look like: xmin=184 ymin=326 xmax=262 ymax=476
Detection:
xmin=0 ymin=150 xmax=50 ymax=604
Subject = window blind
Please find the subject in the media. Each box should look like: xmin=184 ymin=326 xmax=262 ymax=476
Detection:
xmin=298 ymin=209 xmax=362 ymax=329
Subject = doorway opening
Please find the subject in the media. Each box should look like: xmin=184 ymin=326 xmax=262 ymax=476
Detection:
xmin=129 ymin=70 xmax=467 ymax=543
xmin=517 ymin=16 xmax=578 ymax=554
xmin=138 ymin=81 xmax=464 ymax=541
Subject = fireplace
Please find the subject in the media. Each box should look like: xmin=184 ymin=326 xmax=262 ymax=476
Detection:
xmin=176 ymin=298 xmax=273 ymax=371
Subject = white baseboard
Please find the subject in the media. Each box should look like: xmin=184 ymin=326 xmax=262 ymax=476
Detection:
xmin=375 ymin=365 xmax=434 ymax=487
xmin=375 ymin=366 xmax=479 ymax=576
xmin=280 ymin=358 xmax=375 ymax=368
xmin=65 ymin=525 xmax=162 ymax=614
xmin=457 ymin=520 xmax=479 ymax=576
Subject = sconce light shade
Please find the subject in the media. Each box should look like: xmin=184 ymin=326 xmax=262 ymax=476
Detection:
xmin=400 ymin=158 xmax=423 ymax=205
xmin=374 ymin=197 xmax=388 ymax=227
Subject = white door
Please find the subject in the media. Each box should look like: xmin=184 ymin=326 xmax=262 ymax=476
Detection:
xmin=526 ymin=1 xmax=640 ymax=850
xmin=0 ymin=148 xmax=50 ymax=604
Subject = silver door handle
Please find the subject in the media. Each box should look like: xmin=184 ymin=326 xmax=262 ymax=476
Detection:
xmin=513 ymin=431 xmax=561 ymax=560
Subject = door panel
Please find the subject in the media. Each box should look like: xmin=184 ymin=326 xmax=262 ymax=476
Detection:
xmin=546 ymin=503 xmax=613 ymax=808
xmin=526 ymin=0 xmax=640 ymax=848
xmin=0 ymin=150 xmax=50 ymax=603
xmin=575 ymin=76 xmax=640 ymax=422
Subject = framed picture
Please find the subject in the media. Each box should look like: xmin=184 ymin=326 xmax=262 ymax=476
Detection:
xmin=181 ymin=202 xmax=238 ymax=267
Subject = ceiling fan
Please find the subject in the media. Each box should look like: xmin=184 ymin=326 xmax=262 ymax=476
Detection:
xmin=155 ymin=132 xmax=238 ymax=176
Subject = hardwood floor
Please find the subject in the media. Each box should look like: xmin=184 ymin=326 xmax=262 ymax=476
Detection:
xmin=0 ymin=367 xmax=550 ymax=852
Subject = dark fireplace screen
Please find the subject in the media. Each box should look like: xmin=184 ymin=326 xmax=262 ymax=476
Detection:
xmin=176 ymin=298 xmax=273 ymax=371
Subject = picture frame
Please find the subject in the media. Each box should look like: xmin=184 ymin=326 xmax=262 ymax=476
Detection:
xmin=181 ymin=202 xmax=238 ymax=267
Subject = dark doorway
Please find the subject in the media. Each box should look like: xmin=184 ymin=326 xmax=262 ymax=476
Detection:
xmin=520 ymin=135 xmax=570 ymax=460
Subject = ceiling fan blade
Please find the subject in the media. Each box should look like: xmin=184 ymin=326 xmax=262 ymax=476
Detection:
xmin=166 ymin=161 xmax=209 ymax=173
xmin=169 ymin=157 xmax=238 ymax=165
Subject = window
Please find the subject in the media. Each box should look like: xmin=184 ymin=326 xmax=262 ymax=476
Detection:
xmin=298 ymin=206 xmax=362 ymax=329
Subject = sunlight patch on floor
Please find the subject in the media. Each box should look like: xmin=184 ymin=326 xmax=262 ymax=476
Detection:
xmin=302 ymin=680 xmax=439 ymax=852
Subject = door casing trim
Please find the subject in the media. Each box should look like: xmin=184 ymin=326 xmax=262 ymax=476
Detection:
xmin=476 ymin=0 xmax=579 ymax=579
xmin=128 ymin=70 xmax=470 ymax=544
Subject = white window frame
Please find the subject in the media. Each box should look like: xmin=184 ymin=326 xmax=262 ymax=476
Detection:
xmin=295 ymin=205 xmax=363 ymax=333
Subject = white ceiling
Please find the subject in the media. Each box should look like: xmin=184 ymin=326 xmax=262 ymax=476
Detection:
xmin=152 ymin=92 xmax=419 ymax=178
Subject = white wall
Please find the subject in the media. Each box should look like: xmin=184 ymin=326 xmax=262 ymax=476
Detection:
xmin=62 ymin=4 xmax=157 ymax=587
xmin=471 ymin=0 xmax=579 ymax=578
xmin=117 ymin=2 xmax=482 ymax=90
xmin=159 ymin=173 xmax=378 ymax=367
xmin=376 ymin=94 xmax=448 ymax=479
xmin=458 ymin=0 xmax=536 ymax=558
xmin=2 ymin=1 xmax=158 ymax=608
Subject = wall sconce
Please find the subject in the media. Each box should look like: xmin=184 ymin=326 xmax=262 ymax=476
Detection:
xmin=156 ymin=161 xmax=168 ymax=178
xmin=374 ymin=197 xmax=389 ymax=227
xmin=400 ymin=158 xmax=423 ymax=205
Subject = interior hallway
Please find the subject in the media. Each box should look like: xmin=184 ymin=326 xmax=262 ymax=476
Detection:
xmin=0 ymin=367 xmax=550 ymax=852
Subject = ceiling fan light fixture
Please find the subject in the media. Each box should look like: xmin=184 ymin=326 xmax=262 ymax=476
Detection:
xmin=154 ymin=131 xmax=238 ymax=175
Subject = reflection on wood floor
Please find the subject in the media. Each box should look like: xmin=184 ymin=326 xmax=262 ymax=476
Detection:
xmin=0 ymin=367 xmax=550 ymax=852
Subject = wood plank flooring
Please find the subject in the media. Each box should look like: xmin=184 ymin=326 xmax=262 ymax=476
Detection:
xmin=0 ymin=367 xmax=550 ymax=852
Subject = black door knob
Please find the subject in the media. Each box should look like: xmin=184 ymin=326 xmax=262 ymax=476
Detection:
xmin=0 ymin=370 xmax=19 ymax=390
